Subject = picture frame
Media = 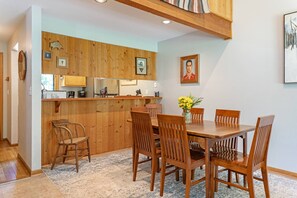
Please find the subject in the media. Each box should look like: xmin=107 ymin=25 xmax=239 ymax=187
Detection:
xmin=120 ymin=80 xmax=138 ymax=86
xmin=135 ymin=57 xmax=147 ymax=75
xmin=56 ymin=57 xmax=68 ymax=69
xmin=43 ymin=50 xmax=52 ymax=61
xmin=180 ymin=54 xmax=199 ymax=84
xmin=284 ymin=11 xmax=297 ymax=83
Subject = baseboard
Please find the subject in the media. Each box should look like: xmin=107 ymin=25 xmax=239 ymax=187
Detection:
xmin=17 ymin=154 xmax=43 ymax=176
xmin=268 ymin=166 xmax=297 ymax=179
xmin=3 ymin=138 xmax=18 ymax=146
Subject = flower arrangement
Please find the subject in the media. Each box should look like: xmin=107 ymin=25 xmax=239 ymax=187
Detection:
xmin=178 ymin=94 xmax=203 ymax=111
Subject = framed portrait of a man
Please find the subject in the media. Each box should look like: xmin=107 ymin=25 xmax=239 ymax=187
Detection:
xmin=180 ymin=54 xmax=199 ymax=84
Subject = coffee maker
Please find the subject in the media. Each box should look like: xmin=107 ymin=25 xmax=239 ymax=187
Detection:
xmin=67 ymin=91 xmax=75 ymax=98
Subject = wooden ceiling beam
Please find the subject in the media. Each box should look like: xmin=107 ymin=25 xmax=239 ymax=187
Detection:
xmin=116 ymin=0 xmax=232 ymax=39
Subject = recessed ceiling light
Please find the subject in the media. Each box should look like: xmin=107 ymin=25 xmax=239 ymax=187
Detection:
xmin=95 ymin=0 xmax=107 ymax=3
xmin=162 ymin=20 xmax=171 ymax=24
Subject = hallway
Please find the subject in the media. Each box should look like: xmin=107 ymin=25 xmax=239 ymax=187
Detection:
xmin=0 ymin=140 xmax=30 ymax=183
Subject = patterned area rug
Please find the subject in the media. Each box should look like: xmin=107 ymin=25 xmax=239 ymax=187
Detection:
xmin=43 ymin=149 xmax=297 ymax=198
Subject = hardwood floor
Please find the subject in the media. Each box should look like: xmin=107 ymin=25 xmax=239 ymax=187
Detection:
xmin=0 ymin=140 xmax=30 ymax=183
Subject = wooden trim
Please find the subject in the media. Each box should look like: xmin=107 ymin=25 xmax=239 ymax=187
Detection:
xmin=268 ymin=166 xmax=297 ymax=180
xmin=3 ymin=138 xmax=18 ymax=147
xmin=116 ymin=0 xmax=232 ymax=39
xmin=17 ymin=154 xmax=43 ymax=176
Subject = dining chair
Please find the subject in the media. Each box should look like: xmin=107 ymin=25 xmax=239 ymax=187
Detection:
xmin=213 ymin=109 xmax=241 ymax=187
xmin=210 ymin=115 xmax=275 ymax=198
xmin=191 ymin=107 xmax=204 ymax=123
xmin=131 ymin=111 xmax=161 ymax=191
xmin=131 ymin=106 xmax=148 ymax=113
xmin=51 ymin=119 xmax=91 ymax=173
xmin=157 ymin=114 xmax=205 ymax=198
xmin=145 ymin=103 xmax=162 ymax=118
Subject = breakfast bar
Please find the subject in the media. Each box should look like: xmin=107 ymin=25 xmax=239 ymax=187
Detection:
xmin=41 ymin=96 xmax=161 ymax=165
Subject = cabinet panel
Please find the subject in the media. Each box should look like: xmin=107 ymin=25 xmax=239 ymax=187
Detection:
xmin=61 ymin=75 xmax=86 ymax=87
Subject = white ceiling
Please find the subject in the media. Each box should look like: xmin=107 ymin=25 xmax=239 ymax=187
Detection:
xmin=0 ymin=0 xmax=196 ymax=43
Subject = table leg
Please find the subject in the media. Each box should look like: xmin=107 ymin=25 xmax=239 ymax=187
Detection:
xmin=205 ymin=138 xmax=215 ymax=198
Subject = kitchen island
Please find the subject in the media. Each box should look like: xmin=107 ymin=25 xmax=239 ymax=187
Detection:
xmin=42 ymin=96 xmax=161 ymax=165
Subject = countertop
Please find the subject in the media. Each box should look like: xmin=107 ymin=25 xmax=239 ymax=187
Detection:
xmin=42 ymin=96 xmax=162 ymax=102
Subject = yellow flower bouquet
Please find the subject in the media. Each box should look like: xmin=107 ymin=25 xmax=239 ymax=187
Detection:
xmin=178 ymin=95 xmax=203 ymax=111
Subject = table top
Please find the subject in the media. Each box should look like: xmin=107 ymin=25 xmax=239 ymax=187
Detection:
xmin=149 ymin=118 xmax=255 ymax=139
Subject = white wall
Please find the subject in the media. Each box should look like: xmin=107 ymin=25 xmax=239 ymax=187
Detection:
xmin=0 ymin=42 xmax=7 ymax=139
xmin=157 ymin=0 xmax=297 ymax=172
xmin=8 ymin=6 xmax=42 ymax=171
xmin=42 ymin=15 xmax=157 ymax=52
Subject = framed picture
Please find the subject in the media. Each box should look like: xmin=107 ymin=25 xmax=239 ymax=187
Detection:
xmin=135 ymin=57 xmax=147 ymax=75
xmin=284 ymin=11 xmax=297 ymax=83
xmin=120 ymin=80 xmax=137 ymax=86
xmin=43 ymin=50 xmax=52 ymax=61
xmin=56 ymin=57 xmax=68 ymax=69
xmin=180 ymin=54 xmax=199 ymax=84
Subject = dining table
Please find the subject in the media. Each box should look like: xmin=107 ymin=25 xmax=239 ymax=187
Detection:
xmin=147 ymin=118 xmax=255 ymax=198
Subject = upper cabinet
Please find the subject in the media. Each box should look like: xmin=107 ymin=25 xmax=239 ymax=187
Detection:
xmin=61 ymin=75 xmax=87 ymax=87
xmin=42 ymin=32 xmax=156 ymax=80
xmin=116 ymin=0 xmax=232 ymax=39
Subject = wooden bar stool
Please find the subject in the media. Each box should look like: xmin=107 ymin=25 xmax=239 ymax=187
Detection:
xmin=51 ymin=119 xmax=91 ymax=173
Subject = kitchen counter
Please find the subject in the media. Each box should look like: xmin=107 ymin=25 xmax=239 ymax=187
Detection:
xmin=41 ymin=95 xmax=162 ymax=165
xmin=42 ymin=96 xmax=162 ymax=102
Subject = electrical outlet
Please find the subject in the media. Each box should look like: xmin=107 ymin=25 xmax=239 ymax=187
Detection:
xmin=154 ymin=82 xmax=157 ymax=88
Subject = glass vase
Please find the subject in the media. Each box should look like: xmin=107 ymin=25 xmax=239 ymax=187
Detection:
xmin=183 ymin=109 xmax=192 ymax=124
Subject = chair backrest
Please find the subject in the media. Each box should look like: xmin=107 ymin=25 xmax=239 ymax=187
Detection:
xmin=52 ymin=119 xmax=71 ymax=143
xmin=191 ymin=108 xmax=204 ymax=123
xmin=215 ymin=109 xmax=240 ymax=124
xmin=131 ymin=111 xmax=156 ymax=156
xmin=248 ymin=115 xmax=274 ymax=169
xmin=214 ymin=109 xmax=240 ymax=151
xmin=131 ymin=106 xmax=147 ymax=113
xmin=157 ymin=114 xmax=190 ymax=168
xmin=146 ymin=103 xmax=162 ymax=118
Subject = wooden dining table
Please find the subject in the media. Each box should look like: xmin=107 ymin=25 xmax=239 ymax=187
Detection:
xmin=148 ymin=118 xmax=255 ymax=198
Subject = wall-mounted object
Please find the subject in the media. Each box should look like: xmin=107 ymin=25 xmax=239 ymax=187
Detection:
xmin=180 ymin=54 xmax=199 ymax=84
xmin=5 ymin=77 xmax=9 ymax=81
xmin=135 ymin=57 xmax=147 ymax=75
xmin=120 ymin=80 xmax=137 ymax=86
xmin=49 ymin=41 xmax=63 ymax=50
xmin=43 ymin=50 xmax=52 ymax=61
xmin=284 ymin=11 xmax=297 ymax=83
xmin=18 ymin=50 xmax=26 ymax=80
xmin=56 ymin=57 xmax=68 ymax=69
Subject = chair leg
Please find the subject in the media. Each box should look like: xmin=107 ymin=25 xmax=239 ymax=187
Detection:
xmin=133 ymin=152 xmax=139 ymax=181
xmin=51 ymin=145 xmax=60 ymax=170
xmin=87 ymin=139 xmax=91 ymax=162
xmin=63 ymin=145 xmax=68 ymax=163
xmin=185 ymin=169 xmax=191 ymax=198
xmin=244 ymin=175 xmax=247 ymax=187
xmin=261 ymin=166 xmax=270 ymax=198
xmin=182 ymin=169 xmax=186 ymax=184
xmin=156 ymin=158 xmax=160 ymax=173
xmin=191 ymin=169 xmax=195 ymax=180
xmin=227 ymin=169 xmax=232 ymax=188
xmin=175 ymin=168 xmax=180 ymax=181
xmin=75 ymin=145 xmax=79 ymax=173
xmin=150 ymin=156 xmax=157 ymax=191
xmin=215 ymin=166 xmax=219 ymax=192
xmin=200 ymin=165 xmax=203 ymax=170
xmin=160 ymin=158 xmax=166 ymax=197
xmin=247 ymin=172 xmax=255 ymax=198
xmin=235 ymin=173 xmax=240 ymax=183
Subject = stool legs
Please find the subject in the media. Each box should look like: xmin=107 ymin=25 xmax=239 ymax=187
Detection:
xmin=87 ymin=139 xmax=91 ymax=162
xmin=75 ymin=145 xmax=79 ymax=173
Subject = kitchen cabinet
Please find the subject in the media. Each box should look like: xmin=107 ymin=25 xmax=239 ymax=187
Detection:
xmin=61 ymin=75 xmax=86 ymax=87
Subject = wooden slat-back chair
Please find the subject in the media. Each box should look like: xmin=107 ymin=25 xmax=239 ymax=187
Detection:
xmin=210 ymin=115 xmax=275 ymax=198
xmin=131 ymin=112 xmax=161 ymax=191
xmin=191 ymin=107 xmax=204 ymax=123
xmin=213 ymin=109 xmax=241 ymax=187
xmin=51 ymin=119 xmax=91 ymax=173
xmin=131 ymin=106 xmax=148 ymax=113
xmin=145 ymin=103 xmax=162 ymax=118
xmin=157 ymin=114 xmax=205 ymax=198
